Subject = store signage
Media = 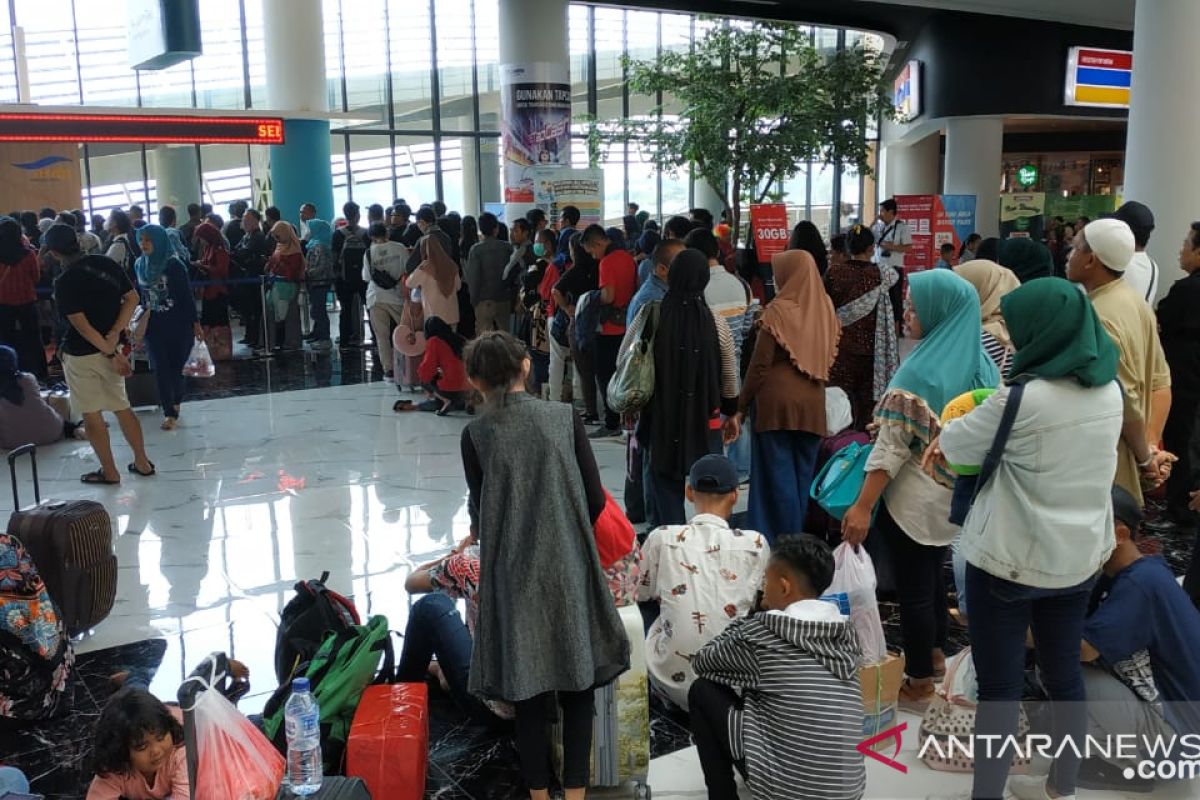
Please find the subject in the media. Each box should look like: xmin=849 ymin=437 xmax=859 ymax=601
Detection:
xmin=1016 ymin=165 xmax=1038 ymax=188
xmin=0 ymin=113 xmax=285 ymax=145
xmin=893 ymin=60 xmax=921 ymax=122
xmin=1065 ymin=47 xmax=1132 ymax=109
xmin=750 ymin=203 xmax=790 ymax=263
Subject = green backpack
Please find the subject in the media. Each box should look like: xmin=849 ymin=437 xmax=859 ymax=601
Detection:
xmin=262 ymin=614 xmax=394 ymax=773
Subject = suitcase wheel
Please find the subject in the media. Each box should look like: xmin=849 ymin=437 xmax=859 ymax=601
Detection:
xmin=634 ymin=782 xmax=651 ymax=800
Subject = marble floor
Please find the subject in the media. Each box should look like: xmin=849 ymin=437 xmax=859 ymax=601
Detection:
xmin=2 ymin=366 xmax=1197 ymax=798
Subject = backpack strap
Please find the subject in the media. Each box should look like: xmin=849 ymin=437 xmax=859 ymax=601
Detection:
xmin=1145 ymin=257 xmax=1158 ymax=302
xmin=970 ymin=381 xmax=1027 ymax=504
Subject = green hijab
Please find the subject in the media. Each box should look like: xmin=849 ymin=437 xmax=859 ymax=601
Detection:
xmin=888 ymin=269 xmax=1000 ymax=416
xmin=997 ymin=237 xmax=1054 ymax=283
xmin=1001 ymin=277 xmax=1118 ymax=387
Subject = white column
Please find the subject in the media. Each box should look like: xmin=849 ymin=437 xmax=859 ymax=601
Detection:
xmin=499 ymin=0 xmax=568 ymax=69
xmin=943 ymin=117 xmax=1003 ymax=238
xmin=263 ymin=0 xmax=327 ymax=113
xmin=882 ymin=132 xmax=940 ymax=200
xmin=150 ymin=145 xmax=201 ymax=215
xmin=1124 ymin=0 xmax=1200 ymax=299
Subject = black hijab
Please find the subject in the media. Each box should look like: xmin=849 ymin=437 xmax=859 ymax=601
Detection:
xmin=0 ymin=345 xmax=23 ymax=405
xmin=424 ymin=315 xmax=465 ymax=358
xmin=648 ymin=248 xmax=721 ymax=480
xmin=0 ymin=217 xmax=30 ymax=265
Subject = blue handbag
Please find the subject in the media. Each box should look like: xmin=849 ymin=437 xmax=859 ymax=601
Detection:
xmin=809 ymin=440 xmax=874 ymax=521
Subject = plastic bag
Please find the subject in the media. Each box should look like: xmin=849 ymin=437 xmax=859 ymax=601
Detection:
xmin=827 ymin=542 xmax=887 ymax=666
xmin=183 ymin=338 xmax=216 ymax=378
xmin=187 ymin=672 xmax=284 ymax=800
xmin=825 ymin=386 xmax=853 ymax=435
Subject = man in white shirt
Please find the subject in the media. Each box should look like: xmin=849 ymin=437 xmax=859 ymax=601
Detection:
xmin=1113 ymin=201 xmax=1160 ymax=305
xmin=637 ymin=454 xmax=770 ymax=711
xmin=876 ymin=198 xmax=912 ymax=330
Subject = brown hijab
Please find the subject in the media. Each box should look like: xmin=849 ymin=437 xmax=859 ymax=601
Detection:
xmin=760 ymin=249 xmax=840 ymax=380
xmin=419 ymin=235 xmax=459 ymax=298
xmin=954 ymin=259 xmax=1019 ymax=348
xmin=270 ymin=221 xmax=302 ymax=257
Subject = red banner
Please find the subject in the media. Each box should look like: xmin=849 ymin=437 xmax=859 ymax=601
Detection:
xmin=750 ymin=203 xmax=790 ymax=263
xmin=894 ymin=195 xmax=965 ymax=272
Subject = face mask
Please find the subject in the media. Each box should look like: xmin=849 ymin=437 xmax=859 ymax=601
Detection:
xmin=533 ymin=243 xmax=546 ymax=257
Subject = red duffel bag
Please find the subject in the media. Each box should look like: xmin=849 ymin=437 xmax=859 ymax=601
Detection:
xmin=345 ymin=683 xmax=429 ymax=800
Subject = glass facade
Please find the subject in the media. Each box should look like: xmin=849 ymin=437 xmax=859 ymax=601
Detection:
xmin=1 ymin=0 xmax=880 ymax=232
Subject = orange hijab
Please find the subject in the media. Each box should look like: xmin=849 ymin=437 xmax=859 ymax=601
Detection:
xmin=270 ymin=221 xmax=302 ymax=257
xmin=760 ymin=249 xmax=840 ymax=380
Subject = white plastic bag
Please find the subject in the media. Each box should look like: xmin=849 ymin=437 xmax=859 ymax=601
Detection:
xmin=183 ymin=338 xmax=216 ymax=378
xmin=828 ymin=542 xmax=887 ymax=665
xmin=825 ymin=386 xmax=853 ymax=434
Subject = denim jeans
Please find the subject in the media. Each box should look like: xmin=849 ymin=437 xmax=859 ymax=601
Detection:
xmin=747 ymin=428 xmax=820 ymax=544
xmin=395 ymin=593 xmax=489 ymax=722
xmin=725 ymin=417 xmax=752 ymax=482
xmin=308 ymin=283 xmax=331 ymax=341
xmin=0 ymin=766 xmax=30 ymax=795
xmin=966 ymin=564 xmax=1095 ymax=800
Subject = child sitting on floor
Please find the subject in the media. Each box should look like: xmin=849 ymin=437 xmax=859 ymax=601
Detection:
xmin=86 ymin=687 xmax=190 ymax=800
xmin=689 ymin=534 xmax=865 ymax=800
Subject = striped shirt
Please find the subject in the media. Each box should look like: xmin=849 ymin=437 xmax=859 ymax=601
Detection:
xmin=982 ymin=331 xmax=1012 ymax=379
xmin=693 ymin=610 xmax=866 ymax=800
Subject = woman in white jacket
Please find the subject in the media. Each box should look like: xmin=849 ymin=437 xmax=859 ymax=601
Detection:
xmin=938 ymin=278 xmax=1131 ymax=800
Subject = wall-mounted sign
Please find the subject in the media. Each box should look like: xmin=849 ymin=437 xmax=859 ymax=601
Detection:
xmin=128 ymin=0 xmax=201 ymax=71
xmin=0 ymin=113 xmax=285 ymax=145
xmin=893 ymin=60 xmax=921 ymax=122
xmin=1065 ymin=47 xmax=1131 ymax=109
xmin=1016 ymin=164 xmax=1039 ymax=188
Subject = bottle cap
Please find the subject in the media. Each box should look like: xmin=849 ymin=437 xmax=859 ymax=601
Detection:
xmin=292 ymin=677 xmax=310 ymax=693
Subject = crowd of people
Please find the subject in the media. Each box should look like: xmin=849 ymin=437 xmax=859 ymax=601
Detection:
xmin=6 ymin=188 xmax=1200 ymax=800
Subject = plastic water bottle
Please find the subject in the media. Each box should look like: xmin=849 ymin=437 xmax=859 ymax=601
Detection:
xmin=284 ymin=677 xmax=323 ymax=795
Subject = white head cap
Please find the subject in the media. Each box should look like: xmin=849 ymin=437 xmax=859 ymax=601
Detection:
xmin=1082 ymin=218 xmax=1135 ymax=273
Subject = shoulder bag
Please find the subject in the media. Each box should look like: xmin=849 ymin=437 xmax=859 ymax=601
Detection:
xmin=948 ymin=381 xmax=1027 ymax=526
xmin=606 ymin=301 xmax=659 ymax=415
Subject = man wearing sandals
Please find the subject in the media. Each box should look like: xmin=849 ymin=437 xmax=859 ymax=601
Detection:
xmin=44 ymin=224 xmax=155 ymax=485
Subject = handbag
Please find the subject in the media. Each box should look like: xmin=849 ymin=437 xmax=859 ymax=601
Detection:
xmin=948 ymin=382 xmax=1026 ymax=526
xmin=594 ymin=488 xmax=636 ymax=568
xmin=919 ymin=647 xmax=1031 ymax=773
xmin=809 ymin=440 xmax=874 ymax=521
xmin=606 ymin=302 xmax=659 ymax=415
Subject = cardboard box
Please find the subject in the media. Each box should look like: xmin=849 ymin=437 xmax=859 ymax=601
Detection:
xmin=861 ymin=651 xmax=905 ymax=746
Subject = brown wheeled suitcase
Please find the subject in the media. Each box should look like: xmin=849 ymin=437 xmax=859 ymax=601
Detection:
xmin=6 ymin=443 xmax=117 ymax=636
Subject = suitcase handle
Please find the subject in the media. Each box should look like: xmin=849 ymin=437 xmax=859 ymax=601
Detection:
xmin=8 ymin=443 xmax=39 ymax=508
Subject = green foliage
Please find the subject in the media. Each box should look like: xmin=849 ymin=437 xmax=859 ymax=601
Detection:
xmin=590 ymin=21 xmax=894 ymax=243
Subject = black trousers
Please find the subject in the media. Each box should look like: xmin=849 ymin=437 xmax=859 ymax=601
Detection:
xmin=877 ymin=501 xmax=948 ymax=679
xmin=1163 ymin=393 xmax=1198 ymax=517
xmin=689 ymin=678 xmax=745 ymax=800
xmin=0 ymin=303 xmax=46 ymax=381
xmin=513 ymin=690 xmax=595 ymax=791
xmin=335 ymin=278 xmax=363 ymax=345
xmin=593 ymin=333 xmax=622 ymax=430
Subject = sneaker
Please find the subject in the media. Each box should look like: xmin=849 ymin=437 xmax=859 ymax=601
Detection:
xmin=588 ymin=427 xmax=622 ymax=440
xmin=1075 ymin=757 xmax=1153 ymax=793
xmin=1008 ymin=774 xmax=1075 ymax=800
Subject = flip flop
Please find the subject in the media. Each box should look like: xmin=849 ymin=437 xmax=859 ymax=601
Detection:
xmin=128 ymin=462 xmax=156 ymax=477
xmin=393 ymin=400 xmax=417 ymax=412
xmin=81 ymin=470 xmax=120 ymax=485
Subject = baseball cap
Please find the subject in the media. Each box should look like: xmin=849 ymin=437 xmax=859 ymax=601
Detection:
xmin=1111 ymin=485 xmax=1143 ymax=535
xmin=688 ymin=454 xmax=739 ymax=495
xmin=1110 ymin=201 xmax=1155 ymax=247
xmin=42 ymin=223 xmax=78 ymax=253
xmin=1082 ymin=218 xmax=1134 ymax=272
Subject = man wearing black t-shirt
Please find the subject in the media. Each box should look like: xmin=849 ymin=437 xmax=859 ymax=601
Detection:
xmin=44 ymin=224 xmax=154 ymax=485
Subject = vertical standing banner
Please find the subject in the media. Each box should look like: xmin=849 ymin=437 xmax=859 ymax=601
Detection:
xmin=500 ymin=62 xmax=571 ymax=205
xmin=940 ymin=195 xmax=977 ymax=252
xmin=895 ymin=195 xmax=976 ymax=271
xmin=999 ymin=192 xmax=1046 ymax=240
xmin=750 ymin=204 xmax=790 ymax=263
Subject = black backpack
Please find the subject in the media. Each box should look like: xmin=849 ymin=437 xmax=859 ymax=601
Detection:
xmin=369 ymin=250 xmax=399 ymax=291
xmin=273 ymin=571 xmax=360 ymax=684
xmin=340 ymin=226 xmax=368 ymax=283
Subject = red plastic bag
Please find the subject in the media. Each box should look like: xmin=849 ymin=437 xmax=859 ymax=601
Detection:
xmin=187 ymin=677 xmax=284 ymax=799
xmin=594 ymin=488 xmax=635 ymax=568
xmin=346 ymin=683 xmax=429 ymax=800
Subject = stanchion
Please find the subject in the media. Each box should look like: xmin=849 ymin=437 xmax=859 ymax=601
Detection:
xmin=255 ymin=275 xmax=272 ymax=359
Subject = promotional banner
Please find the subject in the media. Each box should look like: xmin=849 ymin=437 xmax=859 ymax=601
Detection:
xmin=750 ymin=203 xmax=790 ymax=263
xmin=530 ymin=167 xmax=603 ymax=227
xmin=1044 ymin=194 xmax=1117 ymax=223
xmin=999 ymin=192 xmax=1046 ymax=240
xmin=501 ymin=62 xmax=571 ymax=203
xmin=0 ymin=142 xmax=82 ymax=213
xmin=895 ymin=195 xmax=977 ymax=271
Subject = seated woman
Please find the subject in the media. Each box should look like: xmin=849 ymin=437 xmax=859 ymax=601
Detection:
xmin=418 ymin=316 xmax=469 ymax=416
xmin=86 ymin=687 xmax=189 ymax=800
xmin=0 ymin=344 xmax=83 ymax=449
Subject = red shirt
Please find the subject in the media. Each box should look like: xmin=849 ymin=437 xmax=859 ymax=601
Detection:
xmin=418 ymin=336 xmax=469 ymax=392
xmin=539 ymin=262 xmax=561 ymax=315
xmin=0 ymin=251 xmax=41 ymax=306
xmin=598 ymin=249 xmax=636 ymax=335
xmin=268 ymin=251 xmax=304 ymax=282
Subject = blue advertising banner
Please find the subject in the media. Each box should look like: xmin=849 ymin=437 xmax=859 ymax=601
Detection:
xmin=940 ymin=194 xmax=977 ymax=249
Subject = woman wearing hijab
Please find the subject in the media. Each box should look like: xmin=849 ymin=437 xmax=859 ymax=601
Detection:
xmin=736 ymin=250 xmax=839 ymax=542
xmin=405 ymin=234 xmax=461 ymax=329
xmin=417 ymin=316 xmax=469 ymax=416
xmin=842 ymin=269 xmax=999 ymax=708
xmin=0 ymin=344 xmax=81 ymax=449
xmin=135 ymin=224 xmax=200 ymax=431
xmin=939 ymin=279 xmax=1123 ymax=800
xmin=0 ymin=217 xmax=47 ymax=381
xmin=623 ymin=248 xmax=741 ymax=524
xmin=192 ymin=221 xmax=232 ymax=360
xmin=826 ymin=224 xmax=899 ymax=430
xmin=998 ymin=237 xmax=1055 ymax=283
xmin=303 ymin=219 xmax=336 ymax=349
xmin=266 ymin=221 xmax=304 ymax=351
xmin=954 ymin=259 xmax=1020 ymax=375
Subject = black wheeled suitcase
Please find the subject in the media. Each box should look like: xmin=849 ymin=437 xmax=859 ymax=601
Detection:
xmin=6 ymin=444 xmax=116 ymax=636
